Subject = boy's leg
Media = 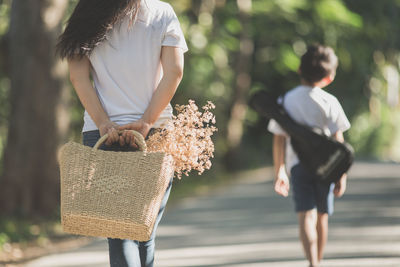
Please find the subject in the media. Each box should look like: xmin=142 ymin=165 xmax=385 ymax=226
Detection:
xmin=291 ymin=164 xmax=320 ymax=267
xmin=298 ymin=209 xmax=319 ymax=267
xmin=315 ymin=182 xmax=335 ymax=262
xmin=317 ymin=212 xmax=329 ymax=261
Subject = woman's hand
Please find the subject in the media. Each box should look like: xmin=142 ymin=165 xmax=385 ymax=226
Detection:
xmin=99 ymin=120 xmax=120 ymax=146
xmin=118 ymin=119 xmax=152 ymax=148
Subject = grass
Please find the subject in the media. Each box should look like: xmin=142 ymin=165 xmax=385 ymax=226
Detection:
xmin=0 ymin=217 xmax=65 ymax=250
xmin=0 ymin=216 xmax=74 ymax=263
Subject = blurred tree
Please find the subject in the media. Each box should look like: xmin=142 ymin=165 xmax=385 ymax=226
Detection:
xmin=0 ymin=0 xmax=11 ymax=170
xmin=0 ymin=0 xmax=69 ymax=217
xmin=225 ymin=0 xmax=254 ymax=165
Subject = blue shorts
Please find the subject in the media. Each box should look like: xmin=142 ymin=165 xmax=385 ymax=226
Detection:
xmin=290 ymin=164 xmax=335 ymax=215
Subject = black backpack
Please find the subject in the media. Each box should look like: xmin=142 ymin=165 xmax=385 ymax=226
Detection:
xmin=250 ymin=91 xmax=354 ymax=184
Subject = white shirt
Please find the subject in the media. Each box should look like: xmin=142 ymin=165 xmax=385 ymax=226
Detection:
xmin=83 ymin=0 xmax=188 ymax=132
xmin=268 ymin=85 xmax=351 ymax=173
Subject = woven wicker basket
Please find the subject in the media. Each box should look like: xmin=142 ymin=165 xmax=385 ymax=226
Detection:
xmin=59 ymin=130 xmax=174 ymax=241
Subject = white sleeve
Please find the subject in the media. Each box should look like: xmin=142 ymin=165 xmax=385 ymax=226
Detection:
xmin=328 ymin=98 xmax=351 ymax=134
xmin=162 ymin=5 xmax=188 ymax=53
xmin=267 ymin=119 xmax=288 ymax=136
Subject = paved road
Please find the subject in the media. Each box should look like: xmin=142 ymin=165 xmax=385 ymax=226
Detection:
xmin=25 ymin=162 xmax=400 ymax=267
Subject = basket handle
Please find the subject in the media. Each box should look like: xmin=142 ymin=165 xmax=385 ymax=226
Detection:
xmin=93 ymin=130 xmax=147 ymax=151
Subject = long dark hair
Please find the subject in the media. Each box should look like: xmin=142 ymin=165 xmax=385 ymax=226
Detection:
xmin=57 ymin=0 xmax=140 ymax=59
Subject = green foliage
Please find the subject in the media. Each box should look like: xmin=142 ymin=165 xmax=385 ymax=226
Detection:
xmin=315 ymin=0 xmax=363 ymax=28
xmin=0 ymin=218 xmax=62 ymax=250
xmin=0 ymin=0 xmax=10 ymax=35
xmin=0 ymin=0 xmax=11 ymax=175
xmin=349 ymin=96 xmax=400 ymax=160
xmin=0 ymin=77 xmax=9 ymax=173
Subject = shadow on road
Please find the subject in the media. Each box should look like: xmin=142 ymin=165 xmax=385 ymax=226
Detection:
xmin=25 ymin=162 xmax=400 ymax=267
xmin=155 ymin=163 xmax=400 ymax=266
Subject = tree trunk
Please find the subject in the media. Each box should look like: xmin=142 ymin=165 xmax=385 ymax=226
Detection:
xmin=225 ymin=0 xmax=253 ymax=167
xmin=0 ymin=0 xmax=68 ymax=217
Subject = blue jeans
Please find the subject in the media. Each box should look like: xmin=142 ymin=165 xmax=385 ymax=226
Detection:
xmin=83 ymin=130 xmax=172 ymax=267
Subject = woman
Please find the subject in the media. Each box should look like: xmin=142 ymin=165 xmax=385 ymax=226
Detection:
xmin=57 ymin=0 xmax=188 ymax=266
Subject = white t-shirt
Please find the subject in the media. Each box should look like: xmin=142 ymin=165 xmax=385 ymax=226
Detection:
xmin=267 ymin=85 xmax=351 ymax=173
xmin=83 ymin=0 xmax=188 ymax=132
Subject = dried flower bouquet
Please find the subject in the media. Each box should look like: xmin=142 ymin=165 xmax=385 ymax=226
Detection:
xmin=146 ymin=100 xmax=217 ymax=179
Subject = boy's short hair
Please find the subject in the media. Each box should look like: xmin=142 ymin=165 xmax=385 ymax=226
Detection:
xmin=299 ymin=44 xmax=338 ymax=84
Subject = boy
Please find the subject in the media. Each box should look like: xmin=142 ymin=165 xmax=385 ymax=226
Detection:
xmin=268 ymin=44 xmax=350 ymax=267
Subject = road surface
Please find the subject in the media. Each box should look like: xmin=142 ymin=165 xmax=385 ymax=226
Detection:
xmin=25 ymin=162 xmax=400 ymax=267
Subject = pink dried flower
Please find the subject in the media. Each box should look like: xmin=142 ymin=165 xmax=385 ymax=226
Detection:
xmin=146 ymin=100 xmax=218 ymax=179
